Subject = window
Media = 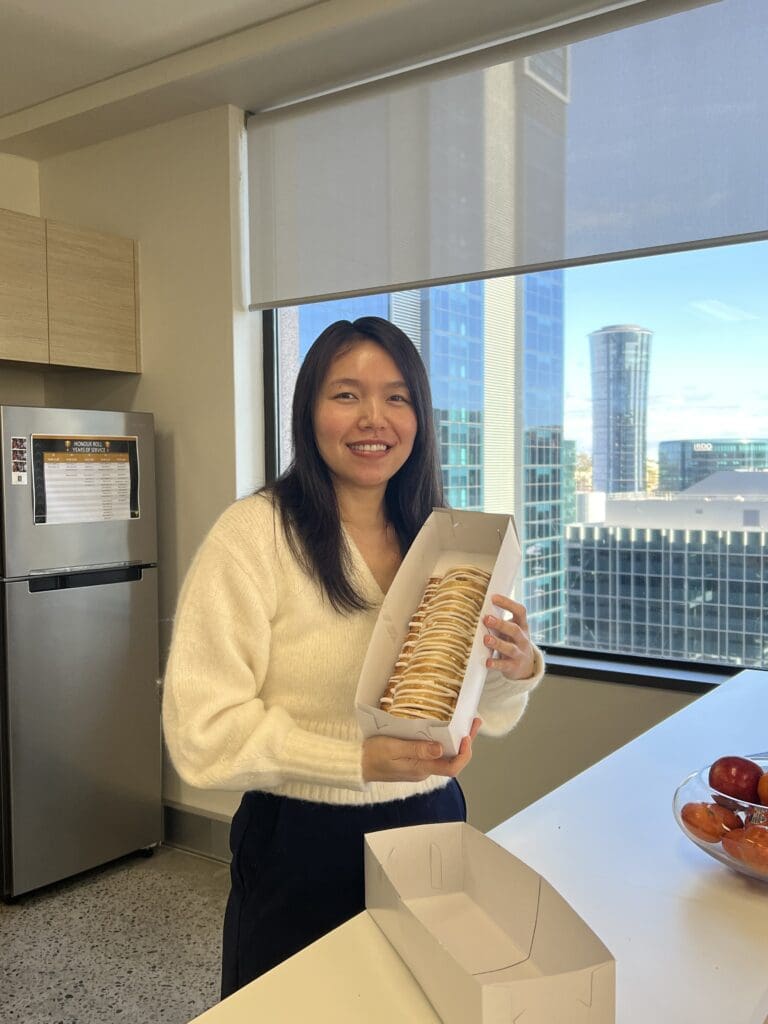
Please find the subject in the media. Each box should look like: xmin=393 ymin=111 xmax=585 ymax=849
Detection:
xmin=273 ymin=237 xmax=768 ymax=670
xmin=263 ymin=0 xmax=768 ymax=672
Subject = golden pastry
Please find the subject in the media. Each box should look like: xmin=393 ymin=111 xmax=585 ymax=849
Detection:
xmin=380 ymin=565 xmax=491 ymax=722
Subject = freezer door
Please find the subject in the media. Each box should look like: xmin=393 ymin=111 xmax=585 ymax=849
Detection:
xmin=2 ymin=567 xmax=161 ymax=896
xmin=1 ymin=405 xmax=156 ymax=577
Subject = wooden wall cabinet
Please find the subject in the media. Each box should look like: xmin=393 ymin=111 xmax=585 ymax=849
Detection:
xmin=0 ymin=207 xmax=140 ymax=373
xmin=46 ymin=220 xmax=139 ymax=373
xmin=0 ymin=208 xmax=49 ymax=364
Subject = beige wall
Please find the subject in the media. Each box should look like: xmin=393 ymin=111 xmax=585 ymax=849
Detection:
xmin=0 ymin=363 xmax=46 ymax=407
xmin=0 ymin=153 xmax=39 ymax=215
xmin=0 ymin=153 xmax=46 ymax=405
xmin=36 ymin=104 xmax=257 ymax=820
xmin=462 ymin=674 xmax=698 ymax=833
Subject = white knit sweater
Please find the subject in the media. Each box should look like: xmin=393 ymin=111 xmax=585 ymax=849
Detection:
xmin=162 ymin=494 xmax=545 ymax=805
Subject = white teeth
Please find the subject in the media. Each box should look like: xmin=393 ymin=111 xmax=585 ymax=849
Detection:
xmin=349 ymin=443 xmax=388 ymax=452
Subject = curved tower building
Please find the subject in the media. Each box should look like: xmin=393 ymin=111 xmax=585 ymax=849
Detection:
xmin=589 ymin=324 xmax=652 ymax=493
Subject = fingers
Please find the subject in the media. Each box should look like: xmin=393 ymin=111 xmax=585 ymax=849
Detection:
xmin=483 ymin=616 xmax=528 ymax=646
xmin=483 ymin=629 xmax=528 ymax=659
xmin=486 ymin=653 xmax=535 ymax=678
xmin=422 ymin=718 xmax=480 ymax=767
xmin=483 ymin=635 xmax=534 ymax=675
xmin=428 ymin=719 xmax=480 ymax=778
xmin=362 ymin=721 xmax=482 ymax=783
xmin=411 ymin=739 xmax=444 ymax=760
xmin=483 ymin=599 xmax=535 ymax=679
xmin=483 ymin=617 xmax=530 ymax=661
xmin=489 ymin=594 xmax=529 ymax=631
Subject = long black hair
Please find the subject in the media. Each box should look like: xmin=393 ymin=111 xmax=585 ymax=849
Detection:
xmin=268 ymin=316 xmax=444 ymax=612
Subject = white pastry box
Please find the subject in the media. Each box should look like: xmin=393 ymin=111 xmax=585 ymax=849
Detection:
xmin=355 ymin=508 xmax=521 ymax=757
xmin=365 ymin=822 xmax=615 ymax=1024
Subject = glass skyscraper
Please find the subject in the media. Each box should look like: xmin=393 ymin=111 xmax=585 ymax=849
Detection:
xmin=589 ymin=325 xmax=652 ymax=493
xmin=421 ymin=283 xmax=484 ymax=509
xmin=522 ymin=270 xmax=565 ymax=642
xmin=561 ymin=439 xmax=577 ymax=526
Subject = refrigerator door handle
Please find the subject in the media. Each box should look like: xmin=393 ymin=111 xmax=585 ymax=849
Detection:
xmin=28 ymin=565 xmax=145 ymax=592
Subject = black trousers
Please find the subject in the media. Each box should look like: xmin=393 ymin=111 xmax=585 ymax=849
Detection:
xmin=221 ymin=780 xmax=467 ymax=999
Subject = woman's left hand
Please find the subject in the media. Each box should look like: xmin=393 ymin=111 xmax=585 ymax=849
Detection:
xmin=482 ymin=595 xmax=536 ymax=680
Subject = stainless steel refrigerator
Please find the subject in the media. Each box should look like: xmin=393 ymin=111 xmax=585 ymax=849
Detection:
xmin=0 ymin=405 xmax=162 ymax=898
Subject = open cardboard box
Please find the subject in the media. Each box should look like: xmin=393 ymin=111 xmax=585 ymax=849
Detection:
xmin=365 ymin=822 xmax=615 ymax=1024
xmin=355 ymin=509 xmax=521 ymax=757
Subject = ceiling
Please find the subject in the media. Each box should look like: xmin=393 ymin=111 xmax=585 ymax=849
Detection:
xmin=0 ymin=0 xmax=320 ymax=118
xmin=0 ymin=0 xmax=709 ymax=159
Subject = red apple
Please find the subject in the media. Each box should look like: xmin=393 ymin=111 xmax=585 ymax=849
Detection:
xmin=757 ymin=772 xmax=768 ymax=808
xmin=722 ymin=825 xmax=768 ymax=874
xmin=708 ymin=755 xmax=763 ymax=804
xmin=681 ymin=802 xmax=743 ymax=843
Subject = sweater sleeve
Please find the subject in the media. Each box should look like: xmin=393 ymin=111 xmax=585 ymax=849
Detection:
xmin=162 ymin=519 xmax=365 ymax=793
xmin=476 ymin=643 xmax=545 ymax=737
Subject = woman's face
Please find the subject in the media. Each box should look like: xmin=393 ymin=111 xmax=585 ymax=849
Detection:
xmin=313 ymin=340 xmax=418 ymax=497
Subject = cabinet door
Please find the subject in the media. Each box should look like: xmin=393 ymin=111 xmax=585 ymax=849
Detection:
xmin=47 ymin=220 xmax=139 ymax=372
xmin=0 ymin=207 xmax=49 ymax=363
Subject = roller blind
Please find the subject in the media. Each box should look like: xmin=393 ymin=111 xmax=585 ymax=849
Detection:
xmin=248 ymin=0 xmax=767 ymax=308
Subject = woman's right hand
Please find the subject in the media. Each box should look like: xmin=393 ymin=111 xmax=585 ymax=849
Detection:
xmin=362 ymin=718 xmax=481 ymax=783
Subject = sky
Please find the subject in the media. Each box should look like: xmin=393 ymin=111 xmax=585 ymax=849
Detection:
xmin=561 ymin=0 xmax=768 ymax=457
xmin=563 ymin=240 xmax=768 ymax=456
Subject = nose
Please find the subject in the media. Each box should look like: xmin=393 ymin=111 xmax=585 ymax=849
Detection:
xmin=357 ymin=397 xmax=387 ymax=430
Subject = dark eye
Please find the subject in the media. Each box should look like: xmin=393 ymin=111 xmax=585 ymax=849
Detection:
xmin=388 ymin=394 xmax=410 ymax=403
xmin=332 ymin=391 xmax=356 ymax=400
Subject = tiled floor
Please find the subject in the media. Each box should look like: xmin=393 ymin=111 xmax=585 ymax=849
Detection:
xmin=1 ymin=846 xmax=231 ymax=1024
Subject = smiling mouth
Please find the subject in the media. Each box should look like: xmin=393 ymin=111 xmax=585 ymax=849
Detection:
xmin=347 ymin=442 xmax=392 ymax=453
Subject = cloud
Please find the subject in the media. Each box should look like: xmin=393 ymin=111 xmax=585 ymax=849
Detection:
xmin=689 ymin=299 xmax=759 ymax=322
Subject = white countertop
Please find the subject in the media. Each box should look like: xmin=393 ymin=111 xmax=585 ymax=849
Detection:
xmin=192 ymin=669 xmax=768 ymax=1024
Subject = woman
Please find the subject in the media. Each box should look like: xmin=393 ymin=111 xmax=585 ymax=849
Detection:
xmin=162 ymin=316 xmax=544 ymax=997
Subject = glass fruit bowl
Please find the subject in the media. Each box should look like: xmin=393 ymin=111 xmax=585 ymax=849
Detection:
xmin=673 ymin=753 xmax=768 ymax=882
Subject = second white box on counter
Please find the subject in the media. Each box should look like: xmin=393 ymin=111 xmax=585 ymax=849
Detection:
xmin=355 ymin=508 xmax=521 ymax=757
xmin=365 ymin=822 xmax=615 ymax=1024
